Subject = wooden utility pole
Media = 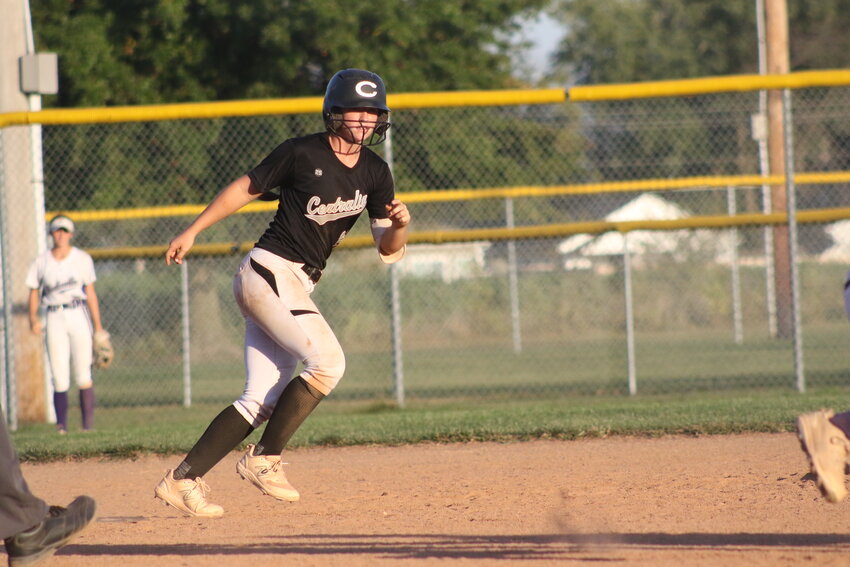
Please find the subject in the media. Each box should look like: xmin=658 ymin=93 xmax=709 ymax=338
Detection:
xmin=0 ymin=0 xmax=47 ymax=422
xmin=765 ymin=0 xmax=792 ymax=338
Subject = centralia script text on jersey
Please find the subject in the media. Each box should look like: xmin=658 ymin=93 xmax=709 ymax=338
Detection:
xmin=304 ymin=190 xmax=368 ymax=225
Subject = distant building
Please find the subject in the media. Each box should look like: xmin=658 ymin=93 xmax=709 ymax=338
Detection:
xmin=395 ymin=242 xmax=492 ymax=283
xmin=557 ymin=193 xmax=733 ymax=273
xmin=819 ymin=220 xmax=850 ymax=263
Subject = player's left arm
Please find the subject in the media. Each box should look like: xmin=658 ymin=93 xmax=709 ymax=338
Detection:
xmin=84 ymin=283 xmax=105 ymax=334
xmin=379 ymin=199 xmax=410 ymax=255
xmin=369 ymin=164 xmax=409 ymax=263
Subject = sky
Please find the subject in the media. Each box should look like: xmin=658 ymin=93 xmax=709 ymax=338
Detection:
xmin=513 ymin=12 xmax=565 ymax=84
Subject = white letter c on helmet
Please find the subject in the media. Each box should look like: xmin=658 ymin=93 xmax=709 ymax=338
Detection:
xmin=355 ymin=80 xmax=378 ymax=98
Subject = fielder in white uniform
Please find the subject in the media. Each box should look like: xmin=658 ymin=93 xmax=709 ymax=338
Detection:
xmin=154 ymin=68 xmax=410 ymax=518
xmin=26 ymin=215 xmax=105 ymax=433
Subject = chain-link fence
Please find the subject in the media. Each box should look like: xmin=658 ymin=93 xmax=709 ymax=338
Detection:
xmin=3 ymin=74 xmax=850 ymax=419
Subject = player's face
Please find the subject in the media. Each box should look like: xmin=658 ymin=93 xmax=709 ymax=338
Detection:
xmin=51 ymin=228 xmax=73 ymax=245
xmin=336 ymin=109 xmax=379 ymax=145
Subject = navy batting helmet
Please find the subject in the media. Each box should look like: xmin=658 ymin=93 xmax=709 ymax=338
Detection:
xmin=323 ymin=69 xmax=391 ymax=146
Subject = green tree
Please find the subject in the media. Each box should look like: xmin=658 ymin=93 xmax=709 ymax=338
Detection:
xmin=548 ymin=0 xmax=850 ymax=85
xmin=31 ymin=0 xmax=559 ymax=215
xmin=548 ymin=0 xmax=757 ymax=85
xmin=546 ymin=0 xmax=850 ymax=211
xmin=32 ymin=0 xmax=547 ymax=107
xmin=786 ymin=2 xmax=850 ymax=71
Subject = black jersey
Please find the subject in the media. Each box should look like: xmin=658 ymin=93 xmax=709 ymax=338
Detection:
xmin=249 ymin=133 xmax=395 ymax=270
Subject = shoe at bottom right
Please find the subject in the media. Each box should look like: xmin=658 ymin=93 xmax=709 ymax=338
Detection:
xmin=797 ymin=409 xmax=850 ymax=503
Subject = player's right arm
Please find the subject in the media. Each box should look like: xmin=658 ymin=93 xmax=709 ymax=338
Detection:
xmin=28 ymin=288 xmax=43 ymax=335
xmin=166 ymin=175 xmax=264 ymax=265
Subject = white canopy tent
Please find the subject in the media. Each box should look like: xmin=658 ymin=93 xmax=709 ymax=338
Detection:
xmin=558 ymin=193 xmax=733 ymax=271
xmin=819 ymin=220 xmax=850 ymax=263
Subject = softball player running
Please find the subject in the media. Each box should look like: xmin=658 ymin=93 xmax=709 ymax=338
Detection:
xmin=26 ymin=215 xmax=105 ymax=434
xmin=155 ymin=68 xmax=410 ymax=518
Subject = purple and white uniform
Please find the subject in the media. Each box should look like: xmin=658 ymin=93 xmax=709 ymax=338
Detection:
xmin=25 ymin=247 xmax=96 ymax=392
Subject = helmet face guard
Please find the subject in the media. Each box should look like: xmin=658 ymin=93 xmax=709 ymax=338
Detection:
xmin=322 ymin=69 xmax=391 ymax=146
xmin=324 ymin=110 xmax=390 ymax=146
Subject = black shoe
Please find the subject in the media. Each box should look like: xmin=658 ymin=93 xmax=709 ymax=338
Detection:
xmin=4 ymin=495 xmax=96 ymax=566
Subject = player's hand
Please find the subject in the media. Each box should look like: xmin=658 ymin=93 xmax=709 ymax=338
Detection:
xmin=166 ymin=232 xmax=196 ymax=265
xmin=30 ymin=320 xmax=43 ymax=336
xmin=386 ymin=199 xmax=410 ymax=228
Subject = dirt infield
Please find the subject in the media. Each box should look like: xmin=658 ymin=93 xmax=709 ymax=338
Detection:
xmin=7 ymin=433 xmax=850 ymax=566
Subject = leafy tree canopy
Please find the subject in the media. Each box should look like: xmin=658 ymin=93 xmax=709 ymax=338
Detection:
xmin=32 ymin=0 xmax=547 ymax=107
xmin=548 ymin=0 xmax=850 ymax=85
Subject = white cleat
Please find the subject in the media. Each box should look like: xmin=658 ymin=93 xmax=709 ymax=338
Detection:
xmin=236 ymin=444 xmax=300 ymax=502
xmin=154 ymin=469 xmax=224 ymax=518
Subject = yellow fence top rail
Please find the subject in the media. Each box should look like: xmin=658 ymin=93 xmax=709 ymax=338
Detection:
xmin=0 ymin=89 xmax=566 ymax=128
xmin=569 ymin=69 xmax=850 ymax=101
xmin=86 ymin=205 xmax=850 ymax=259
xmin=47 ymin=170 xmax=850 ymax=223
xmin=3 ymin=69 xmax=848 ymax=127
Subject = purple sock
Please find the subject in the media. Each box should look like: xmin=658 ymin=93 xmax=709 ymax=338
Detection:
xmin=54 ymin=391 xmax=68 ymax=431
xmin=79 ymin=387 xmax=95 ymax=431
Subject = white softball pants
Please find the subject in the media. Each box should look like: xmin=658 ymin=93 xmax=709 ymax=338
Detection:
xmin=231 ymin=248 xmax=345 ymax=428
xmin=45 ymin=305 xmax=94 ymax=392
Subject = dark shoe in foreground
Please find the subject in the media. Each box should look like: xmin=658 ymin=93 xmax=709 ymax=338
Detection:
xmin=797 ymin=409 xmax=850 ymax=503
xmin=4 ymin=495 xmax=96 ymax=567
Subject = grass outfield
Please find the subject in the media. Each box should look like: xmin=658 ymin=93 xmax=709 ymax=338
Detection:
xmin=91 ymin=322 xmax=850 ymax=406
xmin=9 ymin=386 xmax=850 ymax=461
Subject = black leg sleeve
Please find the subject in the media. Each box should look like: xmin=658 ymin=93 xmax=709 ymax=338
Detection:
xmin=257 ymin=376 xmax=325 ymax=456
xmin=176 ymin=405 xmax=255 ymax=479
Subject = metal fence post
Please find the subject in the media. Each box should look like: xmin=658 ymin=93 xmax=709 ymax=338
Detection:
xmin=181 ymin=261 xmax=192 ymax=407
xmin=623 ymin=233 xmax=637 ymax=396
xmin=0 ymin=195 xmax=7 ymax=425
xmin=505 ymin=197 xmax=522 ymax=353
xmin=782 ymin=89 xmax=805 ymax=392
xmin=727 ymin=186 xmax=743 ymax=345
xmin=0 ymin=154 xmax=14 ymax=429
xmin=390 ymin=264 xmax=404 ymax=406
xmin=0 ymin=249 xmax=5 ymax=423
xmin=760 ymin=165 xmax=778 ymax=338
xmin=383 ymin=128 xmax=405 ymax=406
xmin=754 ymin=0 xmax=778 ymax=338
